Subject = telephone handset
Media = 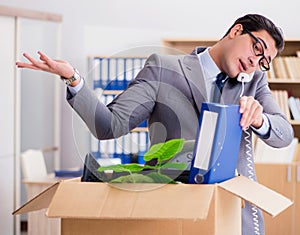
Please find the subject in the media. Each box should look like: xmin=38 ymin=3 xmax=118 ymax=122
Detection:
xmin=237 ymin=72 xmax=254 ymax=83
xmin=237 ymin=72 xmax=254 ymax=98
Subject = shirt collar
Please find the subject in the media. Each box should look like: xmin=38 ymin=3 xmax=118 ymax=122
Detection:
xmin=198 ymin=48 xmax=221 ymax=80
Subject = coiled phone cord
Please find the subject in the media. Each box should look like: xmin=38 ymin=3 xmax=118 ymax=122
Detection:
xmin=240 ymin=79 xmax=261 ymax=235
xmin=244 ymin=128 xmax=260 ymax=235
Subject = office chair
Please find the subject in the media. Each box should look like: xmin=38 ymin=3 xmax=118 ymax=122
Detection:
xmin=20 ymin=149 xmax=48 ymax=179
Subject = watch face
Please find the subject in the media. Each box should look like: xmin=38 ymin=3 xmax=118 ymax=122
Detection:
xmin=73 ymin=69 xmax=81 ymax=80
xmin=169 ymin=140 xmax=195 ymax=170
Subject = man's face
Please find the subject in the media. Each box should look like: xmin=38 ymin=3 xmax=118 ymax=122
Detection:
xmin=221 ymin=26 xmax=278 ymax=78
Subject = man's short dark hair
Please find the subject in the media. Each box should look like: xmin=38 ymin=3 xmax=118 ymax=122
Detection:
xmin=224 ymin=14 xmax=284 ymax=56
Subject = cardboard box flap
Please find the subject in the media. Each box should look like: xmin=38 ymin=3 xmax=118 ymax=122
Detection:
xmin=219 ymin=176 xmax=293 ymax=217
xmin=13 ymin=182 xmax=59 ymax=215
xmin=47 ymin=181 xmax=215 ymax=220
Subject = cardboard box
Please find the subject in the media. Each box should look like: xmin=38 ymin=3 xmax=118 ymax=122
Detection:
xmin=14 ymin=176 xmax=292 ymax=235
xmin=256 ymin=163 xmax=300 ymax=235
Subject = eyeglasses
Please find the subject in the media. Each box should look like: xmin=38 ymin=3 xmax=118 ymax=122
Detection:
xmin=244 ymin=29 xmax=270 ymax=71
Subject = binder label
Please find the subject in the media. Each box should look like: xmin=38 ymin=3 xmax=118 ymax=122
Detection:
xmin=194 ymin=110 xmax=218 ymax=170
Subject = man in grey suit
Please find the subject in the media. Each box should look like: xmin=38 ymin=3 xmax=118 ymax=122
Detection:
xmin=17 ymin=14 xmax=293 ymax=235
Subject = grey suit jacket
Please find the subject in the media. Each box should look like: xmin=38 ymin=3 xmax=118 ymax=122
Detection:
xmin=67 ymin=47 xmax=294 ymax=234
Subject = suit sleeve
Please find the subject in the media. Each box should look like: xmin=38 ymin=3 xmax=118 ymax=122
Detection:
xmin=66 ymin=54 xmax=162 ymax=140
xmin=255 ymin=74 xmax=294 ymax=147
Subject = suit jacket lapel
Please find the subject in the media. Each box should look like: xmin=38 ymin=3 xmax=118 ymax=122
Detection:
xmin=178 ymin=47 xmax=243 ymax=113
xmin=178 ymin=47 xmax=208 ymax=115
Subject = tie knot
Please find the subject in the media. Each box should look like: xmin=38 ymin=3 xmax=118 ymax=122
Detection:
xmin=216 ymin=72 xmax=227 ymax=82
xmin=215 ymin=72 xmax=227 ymax=89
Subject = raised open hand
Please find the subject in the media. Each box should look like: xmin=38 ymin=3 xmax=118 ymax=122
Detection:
xmin=16 ymin=51 xmax=74 ymax=79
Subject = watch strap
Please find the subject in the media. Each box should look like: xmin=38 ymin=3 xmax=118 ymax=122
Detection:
xmin=61 ymin=68 xmax=80 ymax=85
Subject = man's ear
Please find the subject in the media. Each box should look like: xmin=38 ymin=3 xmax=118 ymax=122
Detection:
xmin=229 ymin=24 xmax=243 ymax=38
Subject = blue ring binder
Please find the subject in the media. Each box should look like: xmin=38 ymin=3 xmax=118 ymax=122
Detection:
xmin=189 ymin=102 xmax=242 ymax=184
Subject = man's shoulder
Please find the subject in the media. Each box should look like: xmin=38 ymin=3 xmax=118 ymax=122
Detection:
xmin=143 ymin=53 xmax=182 ymax=71
xmin=252 ymin=70 xmax=267 ymax=85
xmin=145 ymin=50 xmax=198 ymax=70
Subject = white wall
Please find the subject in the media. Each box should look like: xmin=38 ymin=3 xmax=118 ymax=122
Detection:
xmin=1 ymin=0 xmax=300 ymax=168
xmin=0 ymin=15 xmax=16 ymax=234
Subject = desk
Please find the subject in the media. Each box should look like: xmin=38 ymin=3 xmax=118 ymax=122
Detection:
xmin=23 ymin=175 xmax=60 ymax=235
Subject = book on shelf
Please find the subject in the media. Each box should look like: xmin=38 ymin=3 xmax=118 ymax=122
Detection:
xmin=271 ymin=90 xmax=291 ymax=120
xmin=288 ymin=96 xmax=300 ymax=120
xmin=274 ymin=57 xmax=288 ymax=79
xmin=266 ymin=62 xmax=276 ymax=79
xmin=283 ymin=57 xmax=293 ymax=79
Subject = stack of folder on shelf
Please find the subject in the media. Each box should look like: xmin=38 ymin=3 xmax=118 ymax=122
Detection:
xmin=90 ymin=57 xmax=147 ymax=90
xmin=88 ymin=56 xmax=149 ymax=164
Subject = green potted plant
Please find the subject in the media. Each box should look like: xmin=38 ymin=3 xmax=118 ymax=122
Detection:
xmin=98 ymin=138 xmax=187 ymax=183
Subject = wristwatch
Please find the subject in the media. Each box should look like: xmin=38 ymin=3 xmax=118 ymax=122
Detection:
xmin=61 ymin=68 xmax=81 ymax=85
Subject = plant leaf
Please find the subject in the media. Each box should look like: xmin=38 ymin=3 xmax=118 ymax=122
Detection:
xmin=110 ymin=173 xmax=154 ymax=183
xmin=160 ymin=162 xmax=187 ymax=170
xmin=97 ymin=164 xmax=130 ymax=173
xmin=143 ymin=143 xmax=164 ymax=161
xmin=143 ymin=139 xmax=185 ymax=162
xmin=146 ymin=172 xmax=177 ymax=184
xmin=98 ymin=163 xmax=155 ymax=173
xmin=114 ymin=163 xmax=148 ymax=172
xmin=96 ymin=139 xmax=185 ymax=184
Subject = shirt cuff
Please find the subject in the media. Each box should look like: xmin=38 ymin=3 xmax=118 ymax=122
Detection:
xmin=251 ymin=114 xmax=270 ymax=136
xmin=67 ymin=77 xmax=84 ymax=96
